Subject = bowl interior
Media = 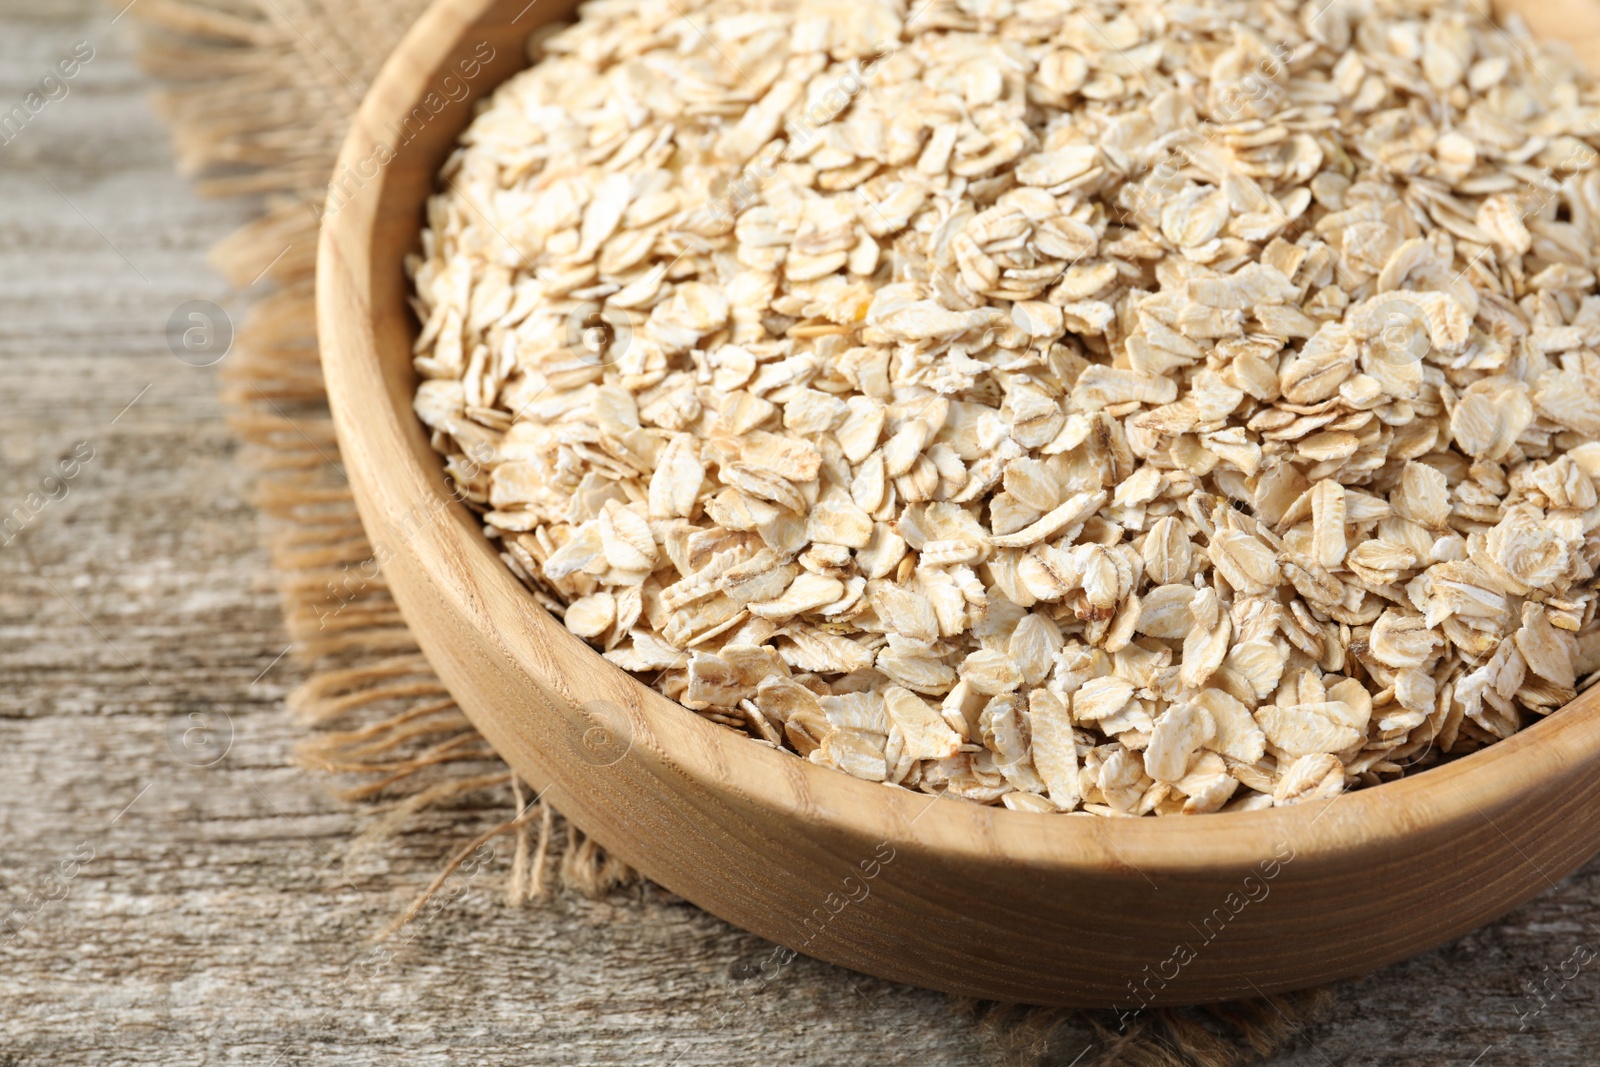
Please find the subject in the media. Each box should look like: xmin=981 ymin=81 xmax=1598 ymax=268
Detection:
xmin=364 ymin=0 xmax=1596 ymax=842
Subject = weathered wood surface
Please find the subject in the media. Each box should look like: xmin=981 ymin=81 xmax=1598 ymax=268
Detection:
xmin=3 ymin=1 xmax=1600 ymax=1063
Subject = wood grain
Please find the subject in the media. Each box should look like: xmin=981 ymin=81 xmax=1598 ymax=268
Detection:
xmin=5 ymin=1 xmax=1600 ymax=1063
xmin=318 ymin=0 xmax=1600 ymax=1008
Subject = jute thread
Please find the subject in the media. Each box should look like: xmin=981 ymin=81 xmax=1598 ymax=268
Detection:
xmin=132 ymin=3 xmax=1334 ymax=1061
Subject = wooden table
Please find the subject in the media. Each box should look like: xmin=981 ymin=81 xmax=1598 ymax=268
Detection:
xmin=3 ymin=3 xmax=1599 ymax=1063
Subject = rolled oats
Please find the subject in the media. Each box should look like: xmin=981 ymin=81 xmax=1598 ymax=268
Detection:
xmin=412 ymin=0 xmax=1600 ymax=816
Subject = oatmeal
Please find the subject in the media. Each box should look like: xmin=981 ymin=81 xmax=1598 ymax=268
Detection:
xmin=410 ymin=0 xmax=1600 ymax=815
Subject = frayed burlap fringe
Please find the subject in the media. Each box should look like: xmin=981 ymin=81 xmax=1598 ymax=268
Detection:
xmin=132 ymin=0 xmax=636 ymax=917
xmin=962 ymin=988 xmax=1336 ymax=1067
xmin=131 ymin=3 xmax=1332 ymax=1062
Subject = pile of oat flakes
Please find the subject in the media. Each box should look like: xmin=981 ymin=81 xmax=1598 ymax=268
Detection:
xmin=410 ymin=0 xmax=1600 ymax=815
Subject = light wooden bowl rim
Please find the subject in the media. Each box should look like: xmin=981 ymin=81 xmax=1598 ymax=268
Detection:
xmin=315 ymin=0 xmax=1600 ymax=1004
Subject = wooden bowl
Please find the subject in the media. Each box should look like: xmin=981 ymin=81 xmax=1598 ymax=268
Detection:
xmin=317 ymin=0 xmax=1600 ymax=1007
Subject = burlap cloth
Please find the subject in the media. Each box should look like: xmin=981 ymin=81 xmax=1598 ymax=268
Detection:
xmin=130 ymin=2 xmax=1333 ymax=1062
